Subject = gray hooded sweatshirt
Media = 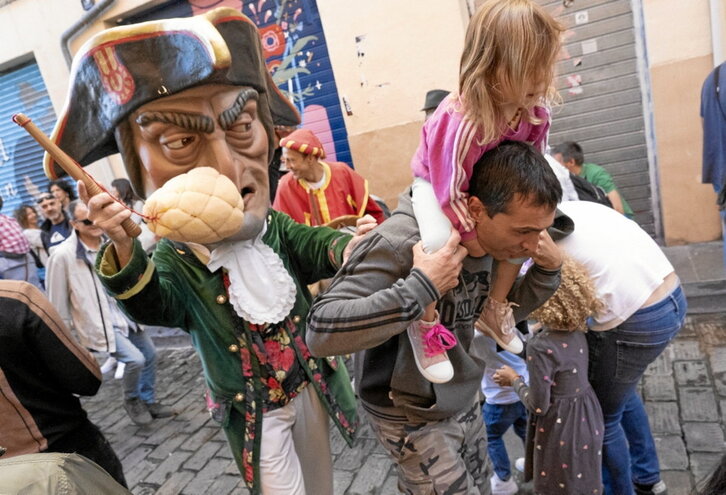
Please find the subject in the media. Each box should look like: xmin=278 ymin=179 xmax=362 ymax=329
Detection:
xmin=307 ymin=191 xmax=565 ymax=423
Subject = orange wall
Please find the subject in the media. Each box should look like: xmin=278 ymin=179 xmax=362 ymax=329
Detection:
xmin=347 ymin=121 xmax=422 ymax=211
xmin=644 ymin=0 xmax=723 ymax=244
xmin=650 ymin=55 xmax=722 ymax=244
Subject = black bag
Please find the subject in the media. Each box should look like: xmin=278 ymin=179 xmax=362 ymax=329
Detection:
xmin=570 ymin=173 xmax=613 ymax=208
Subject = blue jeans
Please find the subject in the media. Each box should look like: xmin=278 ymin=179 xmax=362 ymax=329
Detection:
xmin=587 ymin=285 xmax=686 ymax=495
xmin=112 ymin=327 xmax=157 ymax=403
xmin=483 ymin=401 xmax=527 ymax=480
xmin=622 ymin=392 xmax=661 ymax=485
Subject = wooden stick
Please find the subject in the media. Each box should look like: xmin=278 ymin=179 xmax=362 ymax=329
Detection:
xmin=13 ymin=113 xmax=141 ymax=238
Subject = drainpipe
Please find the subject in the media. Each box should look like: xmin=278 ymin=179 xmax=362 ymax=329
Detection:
xmin=60 ymin=0 xmax=116 ymax=68
xmin=710 ymin=0 xmax=724 ymax=67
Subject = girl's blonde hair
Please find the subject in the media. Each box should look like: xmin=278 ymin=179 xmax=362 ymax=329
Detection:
xmin=458 ymin=0 xmax=563 ymax=144
xmin=530 ymin=257 xmax=603 ymax=332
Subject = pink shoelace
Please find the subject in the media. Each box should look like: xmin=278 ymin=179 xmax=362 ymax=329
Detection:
xmin=422 ymin=323 xmax=457 ymax=357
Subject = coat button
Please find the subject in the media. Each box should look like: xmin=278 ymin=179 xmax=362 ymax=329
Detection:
xmin=228 ymin=344 xmax=239 ymax=353
xmin=234 ymin=393 xmax=244 ymax=402
xmin=292 ymin=315 xmax=301 ymax=324
xmin=216 ymin=295 xmax=227 ymax=304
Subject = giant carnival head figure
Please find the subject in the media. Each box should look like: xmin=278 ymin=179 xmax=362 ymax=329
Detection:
xmin=44 ymin=8 xmax=299 ymax=242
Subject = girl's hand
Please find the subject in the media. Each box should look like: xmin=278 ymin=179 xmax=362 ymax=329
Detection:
xmin=493 ymin=365 xmax=519 ymax=386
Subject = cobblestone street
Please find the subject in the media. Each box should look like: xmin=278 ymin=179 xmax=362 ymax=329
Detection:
xmin=83 ymin=312 xmax=726 ymax=494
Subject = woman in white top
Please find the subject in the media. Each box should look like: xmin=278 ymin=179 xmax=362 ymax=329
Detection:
xmin=556 ymin=200 xmax=685 ymax=495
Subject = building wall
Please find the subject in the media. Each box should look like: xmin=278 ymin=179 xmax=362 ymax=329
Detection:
xmin=2 ymin=0 xmax=724 ymax=243
xmin=642 ymin=0 xmax=724 ymax=244
xmin=317 ymin=0 xmax=468 ymax=209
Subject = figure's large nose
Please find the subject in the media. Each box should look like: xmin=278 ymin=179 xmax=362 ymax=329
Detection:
xmin=204 ymin=135 xmax=241 ymax=185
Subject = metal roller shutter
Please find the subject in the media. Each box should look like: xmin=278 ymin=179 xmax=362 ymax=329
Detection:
xmin=538 ymin=0 xmax=658 ymax=236
xmin=0 ymin=60 xmax=56 ymax=214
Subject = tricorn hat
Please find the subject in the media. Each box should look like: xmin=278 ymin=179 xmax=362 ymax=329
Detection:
xmin=44 ymin=8 xmax=300 ymax=185
xmin=279 ymin=128 xmax=326 ymax=159
xmin=421 ymin=89 xmax=450 ymax=112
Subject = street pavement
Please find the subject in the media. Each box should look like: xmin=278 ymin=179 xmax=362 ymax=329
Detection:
xmin=83 ymin=310 xmax=726 ymax=495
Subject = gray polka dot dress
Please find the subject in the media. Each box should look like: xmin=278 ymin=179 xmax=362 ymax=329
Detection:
xmin=512 ymin=329 xmax=604 ymax=494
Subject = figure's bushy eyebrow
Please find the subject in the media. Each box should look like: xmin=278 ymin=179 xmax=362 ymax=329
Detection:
xmin=219 ymin=88 xmax=260 ymax=130
xmin=135 ymin=111 xmax=214 ymax=133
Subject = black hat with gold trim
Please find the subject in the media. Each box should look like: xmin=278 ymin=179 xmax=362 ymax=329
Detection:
xmin=44 ymin=7 xmax=300 ymax=195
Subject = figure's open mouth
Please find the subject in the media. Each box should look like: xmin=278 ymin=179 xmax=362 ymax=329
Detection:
xmin=241 ymin=186 xmax=256 ymax=205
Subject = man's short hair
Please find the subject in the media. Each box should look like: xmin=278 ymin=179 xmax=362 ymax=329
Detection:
xmin=67 ymin=200 xmax=82 ymax=221
xmin=551 ymin=141 xmax=584 ymax=166
xmin=469 ymin=141 xmax=562 ymax=217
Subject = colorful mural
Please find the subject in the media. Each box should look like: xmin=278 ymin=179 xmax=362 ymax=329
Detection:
xmin=124 ymin=0 xmax=351 ymax=164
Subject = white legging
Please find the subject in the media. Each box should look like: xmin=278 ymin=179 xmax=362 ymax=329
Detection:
xmin=411 ymin=177 xmax=453 ymax=254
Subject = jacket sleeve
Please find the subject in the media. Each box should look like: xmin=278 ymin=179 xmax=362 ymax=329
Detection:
xmin=509 ymin=264 xmax=561 ymax=323
xmin=20 ymin=282 xmax=101 ymax=395
xmin=278 ymin=212 xmax=351 ymax=286
xmin=95 ymin=239 xmax=187 ymax=329
xmin=45 ymin=248 xmax=74 ymax=331
xmin=306 ymin=231 xmax=438 ymax=357
xmin=513 ymin=339 xmax=555 ymax=415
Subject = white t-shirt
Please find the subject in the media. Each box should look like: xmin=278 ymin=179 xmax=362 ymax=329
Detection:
xmin=545 ymin=153 xmax=579 ymax=202
xmin=556 ymin=201 xmax=675 ymax=331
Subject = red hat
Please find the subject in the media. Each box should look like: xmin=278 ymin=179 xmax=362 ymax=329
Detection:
xmin=279 ymin=129 xmax=326 ymax=159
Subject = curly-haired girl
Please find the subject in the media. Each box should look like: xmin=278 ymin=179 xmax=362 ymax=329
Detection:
xmin=494 ymin=257 xmax=604 ymax=494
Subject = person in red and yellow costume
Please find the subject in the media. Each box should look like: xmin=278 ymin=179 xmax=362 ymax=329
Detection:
xmin=273 ymin=129 xmax=386 ymax=226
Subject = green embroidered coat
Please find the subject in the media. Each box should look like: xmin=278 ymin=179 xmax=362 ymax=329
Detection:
xmin=96 ymin=210 xmax=357 ymax=493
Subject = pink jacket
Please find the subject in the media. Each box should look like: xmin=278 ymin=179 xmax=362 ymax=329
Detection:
xmin=411 ymin=95 xmax=550 ymax=241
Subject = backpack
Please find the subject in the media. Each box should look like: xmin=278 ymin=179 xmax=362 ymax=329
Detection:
xmin=569 ymin=173 xmax=613 ymax=208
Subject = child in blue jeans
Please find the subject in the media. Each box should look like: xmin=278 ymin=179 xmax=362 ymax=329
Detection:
xmin=476 ymin=329 xmax=528 ymax=495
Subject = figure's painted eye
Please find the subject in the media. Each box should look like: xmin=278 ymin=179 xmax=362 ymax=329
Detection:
xmin=165 ymin=136 xmax=196 ymax=150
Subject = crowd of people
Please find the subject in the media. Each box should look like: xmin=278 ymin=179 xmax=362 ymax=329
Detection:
xmin=0 ymin=1 xmax=722 ymax=495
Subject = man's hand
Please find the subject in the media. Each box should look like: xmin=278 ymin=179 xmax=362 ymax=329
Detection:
xmin=492 ymin=365 xmax=519 ymax=387
xmin=412 ymin=228 xmax=467 ymax=294
xmin=79 ymin=181 xmax=134 ymax=268
xmin=530 ymin=230 xmax=562 ymax=271
xmin=342 ymin=214 xmax=377 ymax=265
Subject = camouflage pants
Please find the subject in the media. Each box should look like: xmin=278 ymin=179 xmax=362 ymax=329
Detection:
xmin=367 ymin=400 xmax=491 ymax=495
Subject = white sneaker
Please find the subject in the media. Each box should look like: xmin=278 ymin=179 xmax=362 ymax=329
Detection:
xmin=514 ymin=457 xmax=525 ymax=472
xmin=651 ymin=480 xmax=668 ymax=494
xmin=490 ymin=473 xmax=518 ymax=495
xmin=100 ymin=356 xmax=117 ymax=374
xmin=114 ymin=361 xmax=126 ymax=380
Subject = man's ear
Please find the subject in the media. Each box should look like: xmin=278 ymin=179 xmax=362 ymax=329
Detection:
xmin=468 ymin=196 xmax=486 ymax=222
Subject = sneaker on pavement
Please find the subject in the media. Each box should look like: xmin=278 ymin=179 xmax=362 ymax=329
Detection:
xmin=145 ymin=402 xmax=176 ymax=419
xmin=514 ymin=457 xmax=525 ymax=472
xmin=124 ymin=398 xmax=153 ymax=426
xmin=490 ymin=473 xmax=518 ymax=495
xmin=100 ymin=356 xmax=117 ymax=374
xmin=114 ymin=361 xmax=126 ymax=380
xmin=408 ymin=313 xmax=457 ymax=384
xmin=634 ymin=480 xmax=668 ymax=495
xmin=476 ymin=297 xmax=523 ymax=354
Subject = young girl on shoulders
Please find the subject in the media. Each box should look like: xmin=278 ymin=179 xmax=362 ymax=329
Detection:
xmin=494 ymin=258 xmax=604 ymax=494
xmin=408 ymin=0 xmax=563 ymax=383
